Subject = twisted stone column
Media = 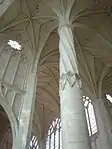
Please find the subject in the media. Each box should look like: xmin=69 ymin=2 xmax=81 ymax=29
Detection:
xmin=58 ymin=23 xmax=91 ymax=149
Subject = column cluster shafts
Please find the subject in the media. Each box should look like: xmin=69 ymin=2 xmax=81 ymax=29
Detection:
xmin=58 ymin=22 xmax=91 ymax=149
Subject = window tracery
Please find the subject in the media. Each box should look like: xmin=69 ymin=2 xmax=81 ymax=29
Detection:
xmin=29 ymin=135 xmax=39 ymax=149
xmin=46 ymin=118 xmax=62 ymax=149
xmin=83 ymin=96 xmax=98 ymax=136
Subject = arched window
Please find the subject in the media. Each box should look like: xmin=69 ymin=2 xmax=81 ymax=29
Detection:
xmin=83 ymin=96 xmax=98 ymax=136
xmin=46 ymin=118 xmax=62 ymax=149
xmin=29 ymin=135 xmax=39 ymax=149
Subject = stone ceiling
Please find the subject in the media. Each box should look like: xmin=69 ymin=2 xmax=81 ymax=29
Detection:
xmin=0 ymin=0 xmax=112 ymax=141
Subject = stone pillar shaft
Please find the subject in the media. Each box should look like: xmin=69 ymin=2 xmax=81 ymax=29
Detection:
xmin=94 ymin=99 xmax=112 ymax=149
xmin=39 ymin=138 xmax=46 ymax=149
xmin=58 ymin=24 xmax=91 ymax=149
xmin=13 ymin=71 xmax=37 ymax=149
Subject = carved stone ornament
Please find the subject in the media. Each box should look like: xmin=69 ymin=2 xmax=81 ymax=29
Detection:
xmin=60 ymin=71 xmax=81 ymax=90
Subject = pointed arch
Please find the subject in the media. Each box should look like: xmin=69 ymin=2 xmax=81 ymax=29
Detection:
xmin=0 ymin=94 xmax=18 ymax=148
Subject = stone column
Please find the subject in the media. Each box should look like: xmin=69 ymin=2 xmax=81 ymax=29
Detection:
xmin=93 ymin=98 xmax=112 ymax=149
xmin=58 ymin=23 xmax=91 ymax=149
xmin=39 ymin=138 xmax=46 ymax=149
xmin=13 ymin=70 xmax=37 ymax=149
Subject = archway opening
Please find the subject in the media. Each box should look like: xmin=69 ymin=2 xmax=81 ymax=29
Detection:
xmin=0 ymin=105 xmax=13 ymax=149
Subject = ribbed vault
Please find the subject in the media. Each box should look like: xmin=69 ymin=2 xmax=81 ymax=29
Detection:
xmin=0 ymin=0 xmax=112 ymax=144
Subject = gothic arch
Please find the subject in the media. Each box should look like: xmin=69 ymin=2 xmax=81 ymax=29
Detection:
xmin=0 ymin=94 xmax=18 ymax=148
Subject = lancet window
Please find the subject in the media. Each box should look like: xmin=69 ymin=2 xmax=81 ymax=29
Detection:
xmin=46 ymin=118 xmax=62 ymax=149
xmin=83 ymin=96 xmax=98 ymax=136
